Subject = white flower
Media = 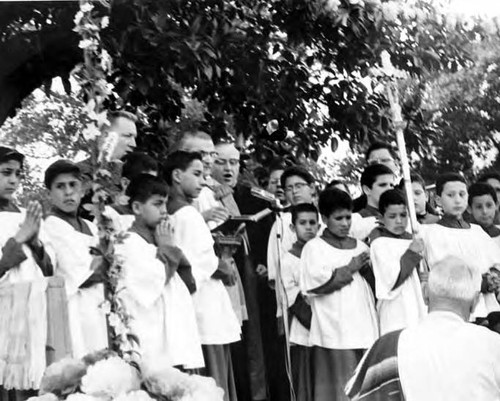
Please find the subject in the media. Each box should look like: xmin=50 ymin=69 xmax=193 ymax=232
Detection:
xmin=66 ymin=394 xmax=102 ymax=401
xmin=79 ymin=39 xmax=97 ymax=50
xmin=74 ymin=11 xmax=84 ymax=26
xmin=113 ymin=391 xmax=154 ymax=401
xmin=101 ymin=16 xmax=110 ymax=29
xmin=81 ymin=357 xmax=140 ymax=399
xmin=82 ymin=123 xmax=101 ymax=141
xmin=348 ymin=0 xmax=363 ymax=5
xmin=324 ymin=0 xmax=341 ymax=13
xmin=80 ymin=3 xmax=94 ymax=13
xmin=265 ymin=119 xmax=279 ymax=135
xmin=99 ymin=131 xmax=120 ymax=162
xmin=27 ymin=394 xmax=59 ymax=401
xmin=381 ymin=1 xmax=400 ymax=22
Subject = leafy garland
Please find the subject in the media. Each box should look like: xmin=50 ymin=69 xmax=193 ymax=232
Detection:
xmin=73 ymin=0 xmax=137 ymax=359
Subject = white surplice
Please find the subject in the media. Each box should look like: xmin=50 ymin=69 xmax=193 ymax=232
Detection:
xmin=398 ymin=311 xmax=500 ymax=401
xmin=267 ymin=212 xmax=295 ymax=283
xmin=115 ymin=232 xmax=204 ymax=368
xmin=169 ymin=205 xmax=241 ymax=344
xmin=282 ymin=251 xmax=310 ymax=346
xmin=44 ymin=215 xmax=108 ymax=358
xmin=300 ymin=237 xmax=378 ymax=349
xmin=420 ymin=223 xmax=500 ymax=318
xmin=370 ymin=235 xmax=427 ymax=335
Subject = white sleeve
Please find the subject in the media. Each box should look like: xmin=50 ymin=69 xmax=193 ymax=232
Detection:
xmin=299 ymin=242 xmax=333 ymax=295
xmin=267 ymin=221 xmax=279 ymax=282
xmin=370 ymin=238 xmax=404 ymax=300
xmin=281 ymin=253 xmax=300 ymax=306
xmin=172 ymin=207 xmax=218 ymax=285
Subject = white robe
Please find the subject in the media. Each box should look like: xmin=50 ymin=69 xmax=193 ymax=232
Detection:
xmin=267 ymin=212 xmax=295 ymax=283
xmin=0 ymin=210 xmax=53 ymax=284
xmin=420 ymin=223 xmax=500 ymax=318
xmin=398 ymin=311 xmax=500 ymax=401
xmin=115 ymin=232 xmax=204 ymax=368
xmin=44 ymin=215 xmax=108 ymax=358
xmin=169 ymin=205 xmax=241 ymax=344
xmin=282 ymin=251 xmax=310 ymax=346
xmin=300 ymin=237 xmax=378 ymax=349
xmin=370 ymin=235 xmax=427 ymax=335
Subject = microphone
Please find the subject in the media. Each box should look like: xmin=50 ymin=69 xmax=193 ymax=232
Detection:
xmin=250 ymin=187 xmax=285 ymax=211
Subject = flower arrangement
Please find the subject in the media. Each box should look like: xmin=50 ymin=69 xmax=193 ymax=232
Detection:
xmin=28 ymin=351 xmax=223 ymax=401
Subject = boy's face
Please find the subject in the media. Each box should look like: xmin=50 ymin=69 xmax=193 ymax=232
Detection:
xmin=322 ymin=208 xmax=352 ymax=238
xmin=0 ymin=160 xmax=22 ymax=200
xmin=267 ymin=169 xmax=285 ymax=201
xmin=367 ymin=148 xmax=397 ymax=173
xmin=412 ymin=182 xmax=427 ymax=215
xmin=179 ymin=159 xmax=205 ymax=199
xmin=49 ymin=173 xmax=83 ymax=214
xmin=284 ymin=175 xmax=314 ymax=206
xmin=382 ymin=204 xmax=408 ymax=236
xmin=292 ymin=211 xmax=319 ymax=243
xmin=364 ymin=174 xmax=395 ymax=208
xmin=438 ymin=181 xmax=468 ymax=217
xmin=470 ymin=194 xmax=496 ymax=228
xmin=133 ymin=194 xmax=167 ymax=228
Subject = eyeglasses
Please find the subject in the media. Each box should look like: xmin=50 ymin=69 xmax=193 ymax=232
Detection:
xmin=199 ymin=151 xmax=218 ymax=158
xmin=214 ymin=158 xmax=240 ymax=167
xmin=368 ymin=157 xmax=394 ymax=165
xmin=285 ymin=182 xmax=309 ymax=192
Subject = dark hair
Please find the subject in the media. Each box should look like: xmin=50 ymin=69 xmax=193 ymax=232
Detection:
xmin=122 ymin=152 xmax=158 ymax=180
xmin=468 ymin=182 xmax=498 ymax=205
xmin=126 ymin=174 xmax=167 ymax=206
xmin=325 ymin=179 xmax=347 ymax=191
xmin=365 ymin=141 xmax=395 ymax=161
xmin=478 ymin=171 xmax=500 ymax=184
xmin=269 ymin=160 xmax=287 ymax=175
xmin=162 ymin=151 xmax=202 ymax=186
xmin=291 ymin=203 xmax=319 ymax=225
xmin=398 ymin=173 xmax=426 ymax=191
xmin=44 ymin=160 xmax=81 ymax=189
xmin=280 ymin=165 xmax=315 ymax=188
xmin=0 ymin=146 xmax=24 ymax=167
xmin=318 ymin=188 xmax=353 ymax=217
xmin=361 ymin=163 xmax=394 ymax=189
xmin=379 ymin=189 xmax=407 ymax=215
xmin=435 ymin=173 xmax=467 ymax=196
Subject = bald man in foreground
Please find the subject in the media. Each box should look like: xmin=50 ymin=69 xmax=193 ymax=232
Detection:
xmin=346 ymin=257 xmax=500 ymax=401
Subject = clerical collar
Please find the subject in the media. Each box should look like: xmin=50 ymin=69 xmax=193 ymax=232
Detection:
xmin=0 ymin=198 xmax=20 ymax=213
xmin=50 ymin=207 xmax=92 ymax=235
xmin=370 ymin=226 xmax=413 ymax=241
xmin=129 ymin=221 xmax=156 ymax=245
xmin=483 ymin=224 xmax=500 ymax=238
xmin=320 ymin=228 xmax=356 ymax=249
xmin=289 ymin=240 xmax=306 ymax=258
xmin=437 ymin=214 xmax=471 ymax=229
xmin=358 ymin=205 xmax=381 ymax=219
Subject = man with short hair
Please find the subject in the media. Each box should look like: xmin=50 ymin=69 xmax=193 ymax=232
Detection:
xmin=346 ymin=257 xmax=500 ymax=401
xmin=353 ymin=142 xmax=398 ymax=212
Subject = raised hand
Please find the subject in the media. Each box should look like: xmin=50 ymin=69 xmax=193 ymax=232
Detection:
xmin=155 ymin=219 xmax=175 ymax=248
xmin=15 ymin=201 xmax=43 ymax=244
xmin=347 ymin=251 xmax=370 ymax=273
xmin=202 ymin=206 xmax=230 ymax=223
xmin=409 ymin=237 xmax=425 ymax=254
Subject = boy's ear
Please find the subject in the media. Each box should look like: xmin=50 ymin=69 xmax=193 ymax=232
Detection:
xmin=362 ymin=184 xmax=370 ymax=197
xmin=172 ymin=168 xmax=183 ymax=185
xmin=120 ymin=177 xmax=130 ymax=192
xmin=435 ymin=194 xmax=442 ymax=208
xmin=289 ymin=223 xmax=296 ymax=233
xmin=131 ymin=200 xmax=142 ymax=215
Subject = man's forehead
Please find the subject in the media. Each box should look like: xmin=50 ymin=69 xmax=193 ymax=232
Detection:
xmin=368 ymin=148 xmax=392 ymax=159
xmin=110 ymin=116 xmax=137 ymax=133
xmin=215 ymin=143 xmax=239 ymax=158
xmin=486 ymin=178 xmax=500 ymax=188
xmin=181 ymin=136 xmax=214 ymax=152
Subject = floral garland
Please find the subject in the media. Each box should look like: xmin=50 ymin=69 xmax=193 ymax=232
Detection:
xmin=73 ymin=0 xmax=136 ymax=358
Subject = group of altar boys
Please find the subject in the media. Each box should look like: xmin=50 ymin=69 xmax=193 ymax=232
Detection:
xmin=2 ymin=119 xmax=500 ymax=401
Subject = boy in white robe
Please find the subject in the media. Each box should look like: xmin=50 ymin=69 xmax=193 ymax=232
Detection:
xmin=163 ymin=151 xmax=241 ymax=401
xmin=350 ymin=163 xmax=395 ymax=242
xmin=468 ymin=182 xmax=500 ymax=247
xmin=369 ymin=189 xmax=427 ymax=335
xmin=115 ymin=174 xmax=203 ymax=369
xmin=43 ymin=160 xmax=108 ymax=359
xmin=282 ymin=203 xmax=319 ymax=401
xmin=300 ymin=188 xmax=378 ymax=401
xmin=0 ymin=147 xmax=54 ymax=401
xmin=420 ymin=173 xmax=500 ymax=319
